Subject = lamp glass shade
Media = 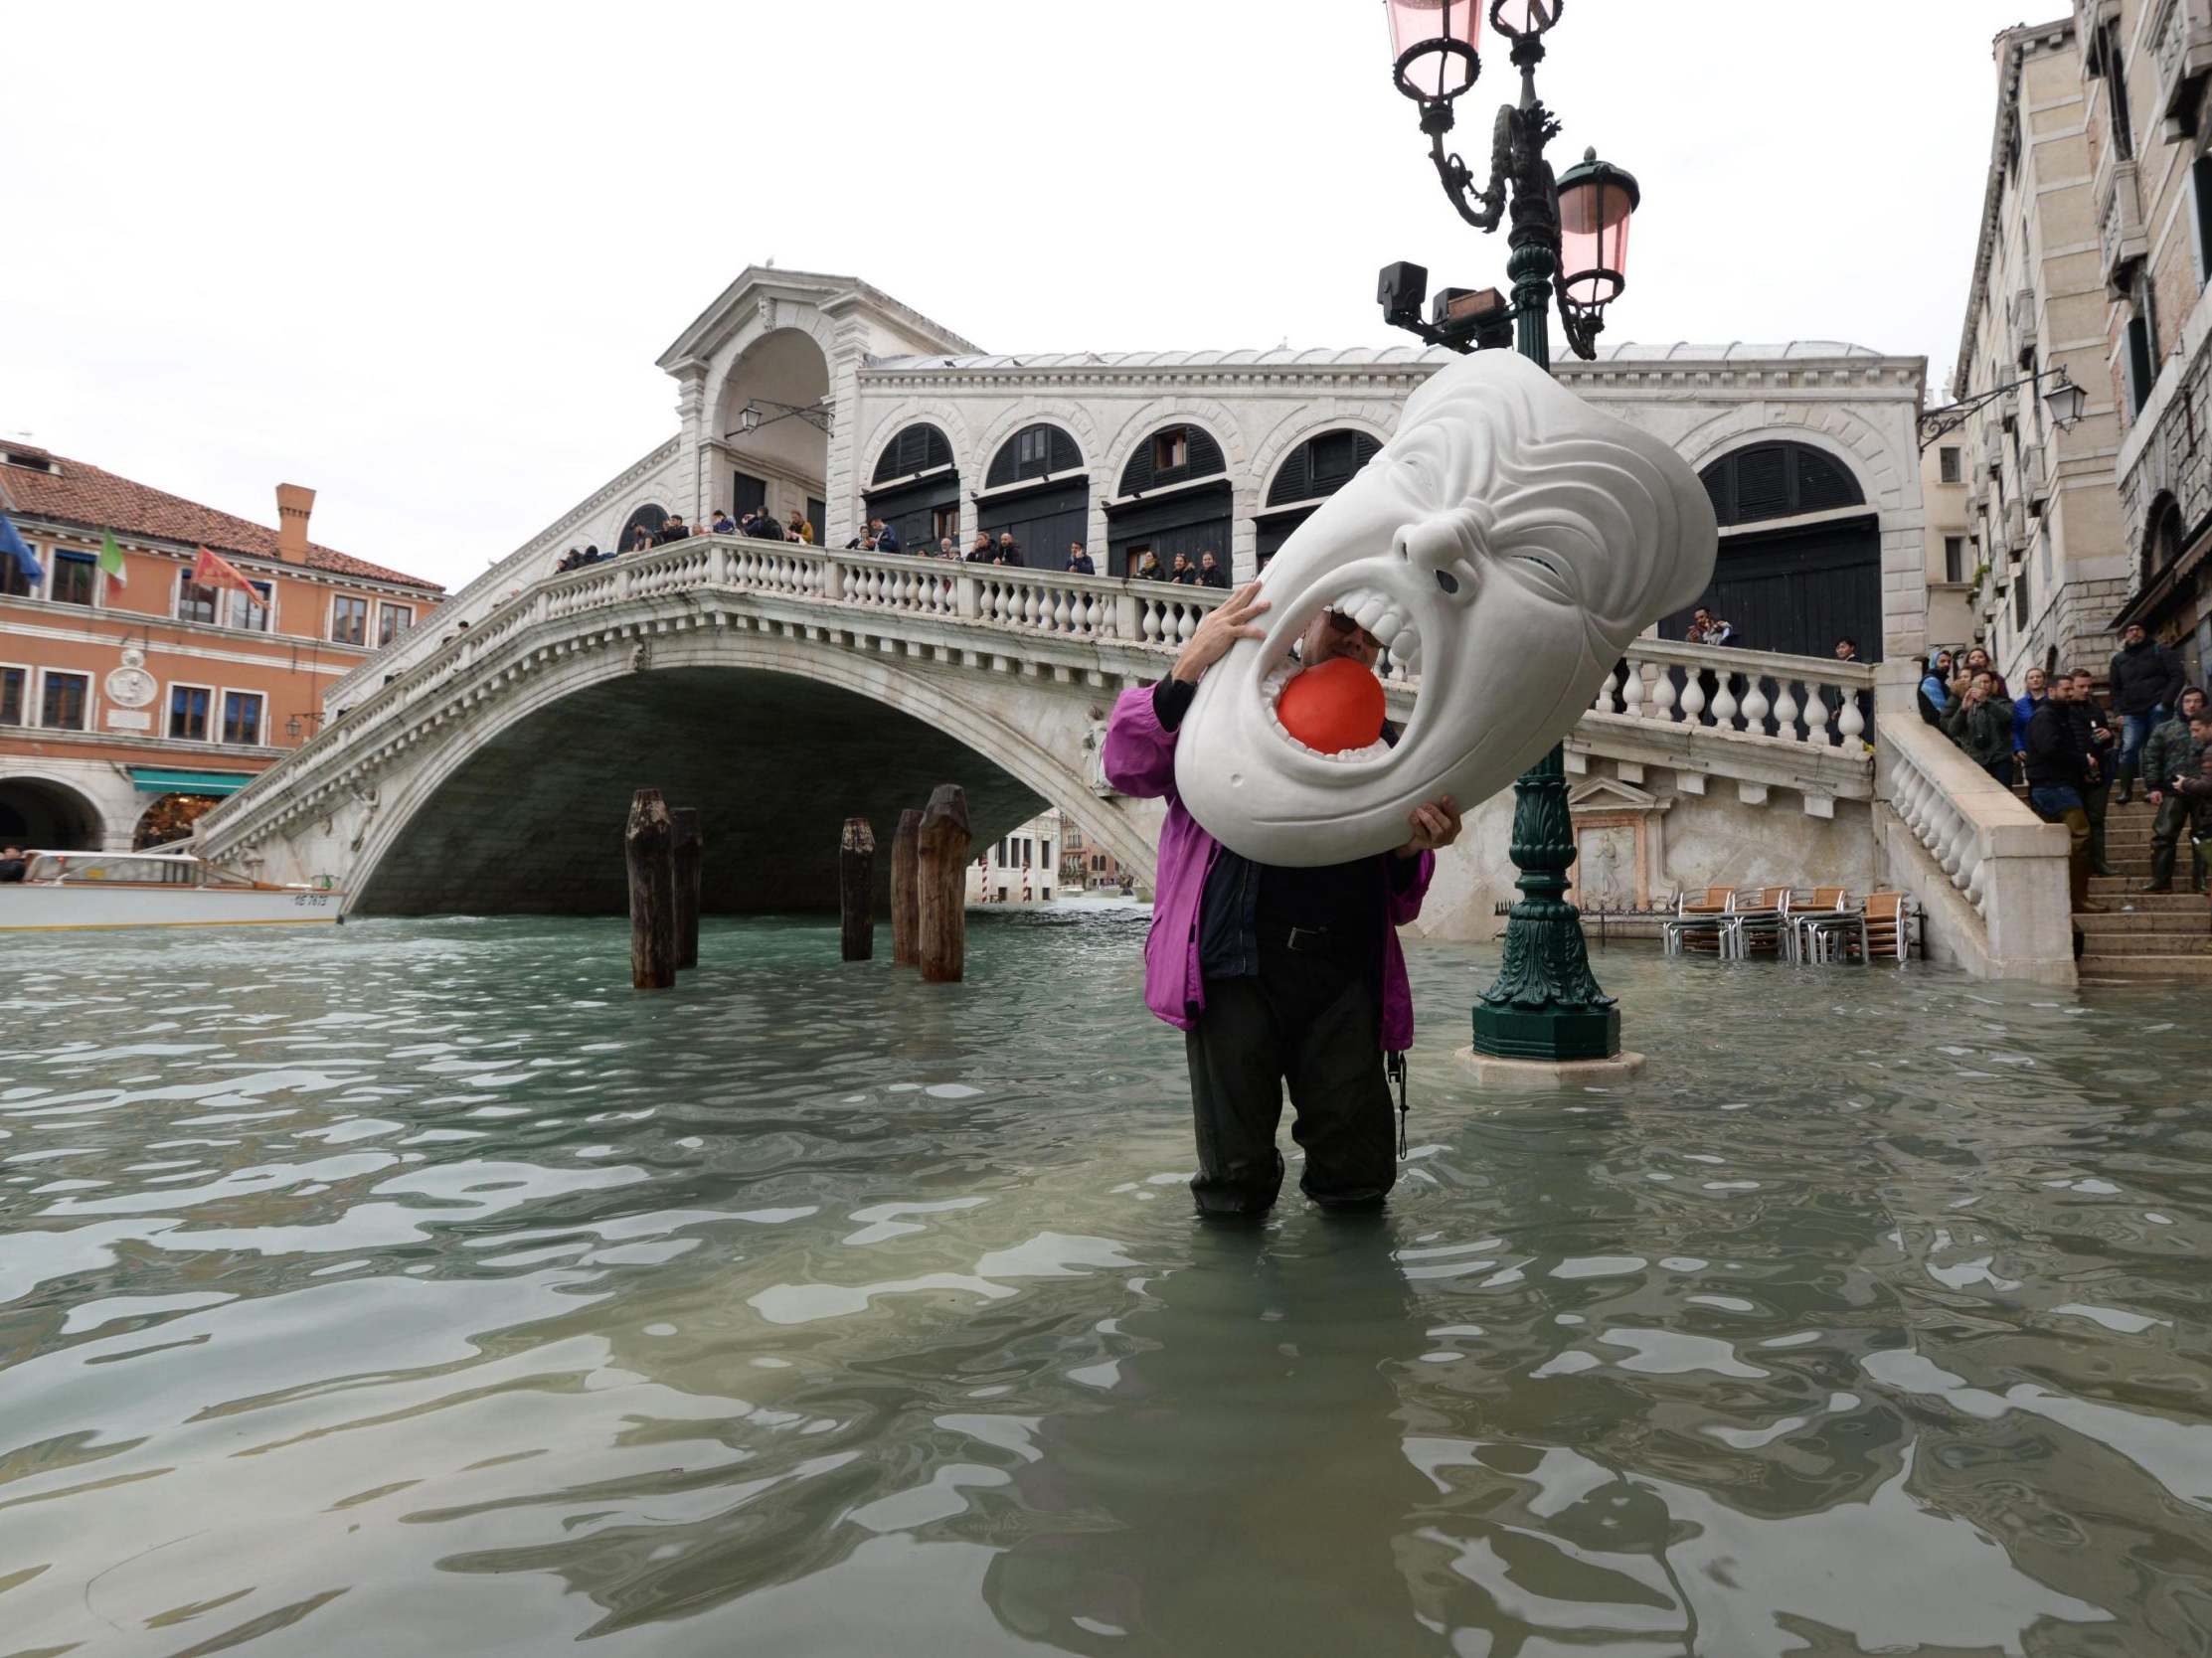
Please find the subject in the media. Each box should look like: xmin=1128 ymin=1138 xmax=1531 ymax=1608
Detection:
xmin=2043 ymin=376 xmax=2087 ymax=427
xmin=739 ymin=405 xmax=761 ymax=433
xmin=1387 ymin=0 xmax=1480 ymax=100
xmin=1557 ymin=153 xmax=1639 ymax=308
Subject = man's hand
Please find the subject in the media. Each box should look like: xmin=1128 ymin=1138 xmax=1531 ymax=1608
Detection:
xmin=2149 ymin=789 xmax=2165 ymax=805
xmin=1171 ymin=581 xmax=1270 ymax=685
xmin=1397 ymin=796 xmax=1463 ymax=858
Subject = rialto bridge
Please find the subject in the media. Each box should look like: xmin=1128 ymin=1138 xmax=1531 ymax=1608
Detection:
xmin=192 ymin=536 xmax=2074 ymax=982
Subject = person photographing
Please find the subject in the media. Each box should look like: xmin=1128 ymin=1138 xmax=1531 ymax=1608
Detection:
xmin=1104 ymin=582 xmax=1462 ymax=1218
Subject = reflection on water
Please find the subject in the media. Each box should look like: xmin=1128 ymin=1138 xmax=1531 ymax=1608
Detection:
xmin=2 ymin=913 xmax=2208 ymax=1655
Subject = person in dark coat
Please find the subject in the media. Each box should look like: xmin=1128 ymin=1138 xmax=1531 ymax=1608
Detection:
xmin=1066 ymin=543 xmax=1097 ymax=576
xmin=2025 ymin=676 xmax=2095 ymax=914
xmin=656 ymin=514 xmax=690 ymax=544
xmin=0 ymin=846 xmax=26 ymax=884
xmin=1132 ymin=551 xmax=1167 ymax=581
xmin=1199 ymin=551 xmax=1232 ymax=589
xmin=2143 ymin=688 xmax=2209 ymax=892
xmin=967 ymin=534 xmax=997 ymax=564
xmin=868 ymin=517 xmax=901 ymax=555
xmin=2174 ymin=720 xmax=2212 ymax=891
xmin=995 ymin=533 xmax=1025 ymax=567
xmin=1945 ymin=670 xmax=2016 ymax=787
xmin=1168 ymin=553 xmax=1201 ymax=586
xmin=2066 ymin=668 xmax=2118 ymax=875
xmin=2109 ymin=623 xmax=2187 ymax=801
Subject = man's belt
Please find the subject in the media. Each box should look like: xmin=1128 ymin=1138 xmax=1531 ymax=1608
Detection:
xmin=1266 ymin=923 xmax=1364 ymax=958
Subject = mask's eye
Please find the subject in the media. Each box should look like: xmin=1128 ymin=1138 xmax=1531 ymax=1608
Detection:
xmin=1509 ymin=549 xmax=1576 ymax=602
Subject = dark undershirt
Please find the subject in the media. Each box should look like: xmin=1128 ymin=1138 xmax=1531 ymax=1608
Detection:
xmin=1153 ymin=675 xmax=1412 ymax=980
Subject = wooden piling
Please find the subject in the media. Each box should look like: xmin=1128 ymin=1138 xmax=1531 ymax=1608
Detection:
xmin=840 ymin=816 xmax=876 ymax=961
xmin=890 ymin=807 xmax=923 ymax=967
xmin=671 ymin=807 xmax=702 ymax=970
xmin=916 ymin=783 xmax=971 ymax=984
xmin=625 ymin=787 xmax=677 ymax=990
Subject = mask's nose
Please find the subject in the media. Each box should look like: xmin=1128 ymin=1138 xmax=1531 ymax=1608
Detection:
xmin=1394 ymin=510 xmax=1483 ymax=600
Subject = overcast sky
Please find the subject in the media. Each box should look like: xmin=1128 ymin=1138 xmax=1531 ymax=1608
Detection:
xmin=3 ymin=1 xmax=2047 ymax=591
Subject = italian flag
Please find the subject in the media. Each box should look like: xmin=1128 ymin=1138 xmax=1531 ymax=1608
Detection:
xmin=98 ymin=530 xmax=127 ymax=596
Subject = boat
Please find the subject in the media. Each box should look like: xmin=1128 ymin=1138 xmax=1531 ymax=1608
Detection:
xmin=0 ymin=848 xmax=343 ymax=930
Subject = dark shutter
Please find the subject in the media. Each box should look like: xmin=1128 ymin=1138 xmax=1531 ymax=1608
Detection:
xmin=986 ymin=423 xmax=1084 ymax=489
xmin=1699 ymin=442 xmax=1866 ymax=528
xmin=1118 ymin=424 xmax=1227 ymax=494
xmin=873 ymin=423 xmax=954 ymax=484
xmin=732 ymin=471 xmax=767 ymax=516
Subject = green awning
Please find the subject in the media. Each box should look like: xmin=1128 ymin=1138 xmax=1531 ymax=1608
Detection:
xmin=127 ymin=767 xmax=257 ymax=796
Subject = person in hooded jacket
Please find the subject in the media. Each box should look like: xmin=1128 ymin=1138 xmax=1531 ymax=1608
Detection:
xmin=1919 ymin=651 xmax=1955 ymax=726
xmin=2144 ymin=688 xmax=2210 ymax=892
xmin=2173 ymin=716 xmax=2212 ymax=889
xmin=2109 ymin=622 xmax=2186 ymax=802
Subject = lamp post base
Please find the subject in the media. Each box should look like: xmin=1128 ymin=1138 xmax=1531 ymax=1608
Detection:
xmin=1455 ymin=1047 xmax=1647 ymax=1090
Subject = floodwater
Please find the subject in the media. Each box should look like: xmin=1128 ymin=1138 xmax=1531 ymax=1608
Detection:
xmin=3 ymin=914 xmax=2210 ymax=1658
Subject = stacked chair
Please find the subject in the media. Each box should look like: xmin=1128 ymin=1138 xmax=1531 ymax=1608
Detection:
xmin=1660 ymin=887 xmax=1914 ymax=964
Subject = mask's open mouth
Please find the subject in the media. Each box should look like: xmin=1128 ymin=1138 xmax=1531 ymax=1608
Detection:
xmin=1255 ymin=576 xmax=1428 ymax=767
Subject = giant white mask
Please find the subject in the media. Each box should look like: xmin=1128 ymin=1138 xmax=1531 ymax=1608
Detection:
xmin=1173 ymin=350 xmax=1717 ymax=866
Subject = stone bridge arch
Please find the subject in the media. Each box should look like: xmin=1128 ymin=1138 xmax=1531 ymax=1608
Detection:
xmin=318 ymin=620 xmax=1155 ymax=917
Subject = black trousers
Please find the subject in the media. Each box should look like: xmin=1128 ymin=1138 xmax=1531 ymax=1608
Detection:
xmin=1183 ymin=941 xmax=1397 ymax=1217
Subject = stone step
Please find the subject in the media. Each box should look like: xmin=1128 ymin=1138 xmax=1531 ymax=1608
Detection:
xmin=2075 ymin=910 xmax=2212 ymax=932
xmin=2077 ymin=955 xmax=2212 ymax=981
xmin=2081 ymin=935 xmax=2212 ymax=957
xmin=2084 ymin=890 xmax=2209 ymax=910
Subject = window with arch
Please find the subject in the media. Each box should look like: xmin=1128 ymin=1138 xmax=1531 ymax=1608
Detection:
xmin=872 ymin=424 xmax=955 ymax=484
xmin=986 ymin=423 xmax=1084 ymax=489
xmin=1117 ymin=423 xmax=1225 ymax=495
xmin=1698 ymin=441 xmax=1865 ymax=527
xmin=1267 ymin=429 xmax=1384 ymax=508
xmin=617 ymin=504 xmax=668 ymax=552
xmin=2145 ymin=494 xmax=2184 ymax=586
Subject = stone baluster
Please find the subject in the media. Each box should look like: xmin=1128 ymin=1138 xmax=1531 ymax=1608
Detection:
xmin=1739 ymin=676 xmax=1771 ymax=735
xmin=1647 ymin=668 xmax=1677 ymax=724
xmin=1620 ymin=663 xmax=1645 ymax=719
xmin=1139 ymin=600 xmax=1160 ymax=643
xmin=1772 ymin=678 xmax=1801 ymax=743
xmin=1592 ymin=664 xmax=1618 ymax=715
xmin=1052 ymin=590 xmax=1071 ymax=633
xmin=1837 ymin=687 xmax=1866 ymax=744
xmin=1678 ymin=668 xmax=1706 ymax=724
xmin=1711 ymin=672 xmax=1739 ymax=731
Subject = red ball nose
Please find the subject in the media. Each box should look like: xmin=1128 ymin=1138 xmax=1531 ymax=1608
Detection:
xmin=1276 ymin=657 xmax=1386 ymax=753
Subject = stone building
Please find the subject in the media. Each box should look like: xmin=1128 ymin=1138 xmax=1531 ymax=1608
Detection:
xmin=1952 ymin=16 xmax=2129 ymax=690
xmin=1922 ymin=438 xmax=1977 ymax=654
xmin=0 ymin=445 xmax=440 ymax=851
xmin=2076 ymin=0 xmax=2212 ymax=679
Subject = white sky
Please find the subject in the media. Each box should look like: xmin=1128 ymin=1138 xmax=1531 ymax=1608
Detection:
xmin=3 ymin=0 xmax=2048 ymax=592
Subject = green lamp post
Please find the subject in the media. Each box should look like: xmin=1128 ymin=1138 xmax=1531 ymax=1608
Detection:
xmin=1377 ymin=0 xmax=1644 ymax=1065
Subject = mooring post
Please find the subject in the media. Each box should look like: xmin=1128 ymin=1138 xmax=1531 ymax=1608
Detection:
xmin=671 ymin=807 xmax=702 ymax=970
xmin=840 ymin=816 xmax=876 ymax=962
xmin=891 ymin=807 xmax=923 ymax=967
xmin=625 ymin=787 xmax=677 ymax=990
xmin=916 ymin=783 xmax=971 ymax=984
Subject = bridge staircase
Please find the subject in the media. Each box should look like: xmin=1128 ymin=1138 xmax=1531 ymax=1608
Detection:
xmin=2079 ymin=797 xmax=2212 ymax=981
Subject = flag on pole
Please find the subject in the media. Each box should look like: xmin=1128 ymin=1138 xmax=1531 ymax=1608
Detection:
xmin=191 ymin=545 xmax=258 ymax=598
xmin=98 ymin=530 xmax=128 ymax=595
xmin=0 ymin=513 xmax=44 ymax=585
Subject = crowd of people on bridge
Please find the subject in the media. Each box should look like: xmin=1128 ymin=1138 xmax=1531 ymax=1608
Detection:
xmin=1929 ymin=621 xmax=2212 ymax=913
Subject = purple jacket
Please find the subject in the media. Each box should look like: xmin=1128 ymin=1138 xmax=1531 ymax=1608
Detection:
xmin=1103 ymin=682 xmax=1434 ymax=1049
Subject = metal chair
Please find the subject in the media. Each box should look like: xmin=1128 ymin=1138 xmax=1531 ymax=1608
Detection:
xmin=1661 ymin=887 xmax=1735 ymax=957
xmin=1782 ymin=886 xmax=1852 ymax=963
xmin=1718 ymin=886 xmax=1792 ymax=959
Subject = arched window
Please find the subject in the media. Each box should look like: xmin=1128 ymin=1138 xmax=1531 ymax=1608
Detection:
xmin=986 ymin=423 xmax=1083 ymax=489
xmin=2145 ymin=493 xmax=2184 ymax=585
xmin=1266 ymin=429 xmax=1384 ymax=509
xmin=1117 ymin=423 xmax=1226 ymax=495
xmin=872 ymin=423 xmax=955 ymax=485
xmin=1256 ymin=428 xmax=1386 ymax=569
xmin=1698 ymin=441 xmax=1864 ymax=528
xmin=617 ymin=504 xmax=667 ymax=552
xmin=866 ymin=424 xmax=960 ymax=552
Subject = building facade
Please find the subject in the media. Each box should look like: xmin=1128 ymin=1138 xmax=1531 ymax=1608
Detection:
xmin=1953 ymin=17 xmax=2130 ymax=690
xmin=969 ymin=808 xmax=1065 ymax=906
xmin=0 ymin=445 xmax=441 ymax=851
xmin=1922 ymin=437 xmax=1977 ymax=652
xmin=2077 ymin=0 xmax=2212 ymax=681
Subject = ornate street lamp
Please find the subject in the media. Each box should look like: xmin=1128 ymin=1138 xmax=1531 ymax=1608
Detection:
xmin=1376 ymin=0 xmax=1645 ymax=1067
